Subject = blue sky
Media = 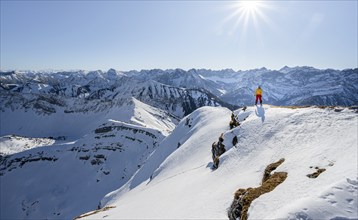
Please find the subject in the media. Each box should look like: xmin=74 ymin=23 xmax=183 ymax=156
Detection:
xmin=0 ymin=0 xmax=357 ymax=71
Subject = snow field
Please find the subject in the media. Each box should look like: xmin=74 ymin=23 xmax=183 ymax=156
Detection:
xmin=85 ymin=105 xmax=357 ymax=219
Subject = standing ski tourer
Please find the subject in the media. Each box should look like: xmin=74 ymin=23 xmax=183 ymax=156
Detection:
xmin=255 ymin=86 xmax=263 ymax=105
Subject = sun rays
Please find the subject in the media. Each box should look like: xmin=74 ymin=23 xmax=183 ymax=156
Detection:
xmin=222 ymin=0 xmax=273 ymax=38
xmin=240 ymin=0 xmax=262 ymax=13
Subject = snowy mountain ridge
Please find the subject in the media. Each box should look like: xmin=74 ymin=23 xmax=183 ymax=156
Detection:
xmin=80 ymin=105 xmax=357 ymax=220
xmin=1 ymin=66 xmax=357 ymax=220
xmin=1 ymin=66 xmax=357 ymax=108
xmin=0 ymin=70 xmax=236 ymax=121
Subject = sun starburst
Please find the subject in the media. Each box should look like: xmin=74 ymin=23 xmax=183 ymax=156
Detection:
xmin=222 ymin=0 xmax=273 ymax=38
xmin=240 ymin=0 xmax=262 ymax=13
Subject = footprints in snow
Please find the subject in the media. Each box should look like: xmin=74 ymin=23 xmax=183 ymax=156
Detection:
xmin=307 ymin=162 xmax=334 ymax=179
xmin=291 ymin=177 xmax=358 ymax=219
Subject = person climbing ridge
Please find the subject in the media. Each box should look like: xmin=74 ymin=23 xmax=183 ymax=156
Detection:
xmin=255 ymin=86 xmax=263 ymax=106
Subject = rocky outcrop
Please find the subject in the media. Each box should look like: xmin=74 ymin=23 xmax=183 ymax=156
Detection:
xmin=229 ymin=112 xmax=240 ymax=129
xmin=228 ymin=158 xmax=287 ymax=220
xmin=211 ymin=133 xmax=226 ymax=169
xmin=0 ymin=152 xmax=58 ymax=176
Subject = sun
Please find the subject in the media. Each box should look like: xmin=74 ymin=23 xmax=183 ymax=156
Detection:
xmin=240 ymin=1 xmax=262 ymax=13
xmin=234 ymin=0 xmax=265 ymax=21
xmin=221 ymin=0 xmax=273 ymax=37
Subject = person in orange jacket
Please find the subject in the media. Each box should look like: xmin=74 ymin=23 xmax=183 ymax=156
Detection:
xmin=255 ymin=86 xmax=262 ymax=105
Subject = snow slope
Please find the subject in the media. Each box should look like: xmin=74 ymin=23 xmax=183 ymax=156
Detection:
xmin=0 ymin=135 xmax=55 ymax=156
xmin=0 ymin=97 xmax=177 ymax=138
xmin=0 ymin=98 xmax=176 ymax=220
xmin=83 ymin=105 xmax=358 ymax=219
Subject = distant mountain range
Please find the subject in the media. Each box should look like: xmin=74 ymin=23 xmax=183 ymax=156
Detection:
xmin=1 ymin=67 xmax=357 ymax=115
xmin=0 ymin=69 xmax=237 ymax=120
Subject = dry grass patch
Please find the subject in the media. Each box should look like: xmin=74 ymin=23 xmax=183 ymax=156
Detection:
xmin=228 ymin=158 xmax=287 ymax=220
xmin=307 ymin=167 xmax=326 ymax=178
xmin=262 ymin=158 xmax=285 ymax=184
xmin=73 ymin=206 xmax=116 ymax=220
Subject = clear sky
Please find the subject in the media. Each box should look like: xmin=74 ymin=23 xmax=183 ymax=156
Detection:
xmin=0 ymin=0 xmax=357 ymax=71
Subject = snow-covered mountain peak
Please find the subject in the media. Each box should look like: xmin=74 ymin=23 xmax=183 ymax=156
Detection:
xmin=104 ymin=68 xmax=125 ymax=79
xmin=279 ymin=65 xmax=293 ymax=73
xmin=85 ymin=70 xmax=103 ymax=78
xmin=124 ymin=97 xmax=178 ymax=135
xmin=278 ymin=65 xmax=320 ymax=74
